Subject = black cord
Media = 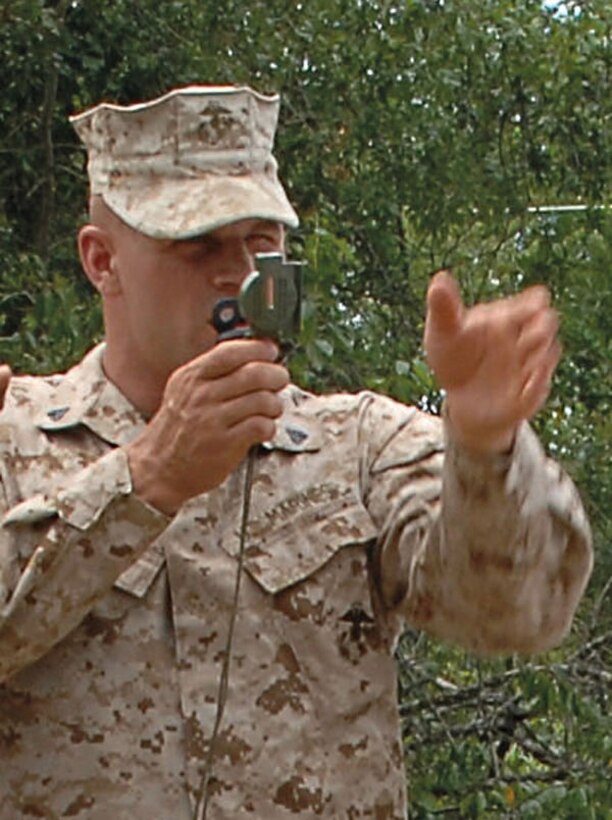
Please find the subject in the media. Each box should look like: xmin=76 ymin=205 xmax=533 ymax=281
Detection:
xmin=192 ymin=448 xmax=257 ymax=820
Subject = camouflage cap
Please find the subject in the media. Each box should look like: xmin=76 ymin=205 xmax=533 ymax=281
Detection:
xmin=70 ymin=85 xmax=299 ymax=240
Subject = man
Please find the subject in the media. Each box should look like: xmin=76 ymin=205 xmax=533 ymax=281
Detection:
xmin=0 ymin=86 xmax=592 ymax=819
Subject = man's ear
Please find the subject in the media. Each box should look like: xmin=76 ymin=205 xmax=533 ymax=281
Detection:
xmin=78 ymin=224 xmax=122 ymax=297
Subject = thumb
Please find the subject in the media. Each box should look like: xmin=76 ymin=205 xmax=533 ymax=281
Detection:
xmin=426 ymin=270 xmax=463 ymax=338
xmin=0 ymin=365 xmax=12 ymax=410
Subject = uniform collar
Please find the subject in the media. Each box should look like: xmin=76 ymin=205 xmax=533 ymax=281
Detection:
xmin=264 ymin=385 xmax=323 ymax=453
xmin=36 ymin=344 xmax=323 ymax=453
xmin=35 ymin=344 xmax=146 ymax=447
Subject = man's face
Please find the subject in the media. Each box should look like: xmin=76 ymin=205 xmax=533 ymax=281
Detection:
xmin=109 ymin=217 xmax=285 ymax=381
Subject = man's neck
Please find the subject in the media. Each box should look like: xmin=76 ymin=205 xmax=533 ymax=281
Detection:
xmin=101 ymin=345 xmax=167 ymax=421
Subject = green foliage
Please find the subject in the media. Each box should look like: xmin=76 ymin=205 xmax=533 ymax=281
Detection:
xmin=399 ymin=628 xmax=611 ymax=817
xmin=0 ymin=223 xmax=101 ymax=373
xmin=0 ymin=0 xmax=610 ymax=816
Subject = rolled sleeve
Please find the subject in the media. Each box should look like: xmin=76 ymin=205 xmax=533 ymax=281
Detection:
xmin=433 ymin=420 xmax=593 ymax=654
xmin=363 ymin=397 xmax=593 ymax=656
xmin=0 ymin=448 xmax=169 ymax=682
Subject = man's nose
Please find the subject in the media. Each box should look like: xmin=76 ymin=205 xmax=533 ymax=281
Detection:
xmin=210 ymin=243 xmax=253 ymax=295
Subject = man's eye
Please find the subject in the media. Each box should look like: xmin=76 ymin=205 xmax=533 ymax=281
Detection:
xmin=248 ymin=234 xmax=279 ymax=252
xmin=178 ymin=240 xmax=215 ymax=260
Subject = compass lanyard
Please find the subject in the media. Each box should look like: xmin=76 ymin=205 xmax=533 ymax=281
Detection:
xmin=192 ymin=449 xmax=256 ymax=820
xmin=193 ymin=252 xmax=303 ymax=819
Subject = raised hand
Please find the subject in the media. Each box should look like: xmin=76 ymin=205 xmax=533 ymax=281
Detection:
xmin=424 ymin=271 xmax=561 ymax=454
xmin=125 ymin=338 xmax=288 ymax=515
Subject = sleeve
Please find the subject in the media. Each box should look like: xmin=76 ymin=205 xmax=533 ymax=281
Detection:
xmin=360 ymin=395 xmax=593 ymax=655
xmin=0 ymin=447 xmax=170 ymax=682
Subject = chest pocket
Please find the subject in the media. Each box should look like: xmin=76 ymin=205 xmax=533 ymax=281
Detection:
xmin=212 ymin=470 xmax=400 ymax=667
xmin=218 ymin=479 xmax=379 ymax=595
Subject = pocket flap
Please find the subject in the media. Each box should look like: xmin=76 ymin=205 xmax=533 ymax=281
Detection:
xmin=223 ymin=486 xmax=378 ymax=594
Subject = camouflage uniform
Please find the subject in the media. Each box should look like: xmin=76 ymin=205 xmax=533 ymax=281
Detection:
xmin=0 ymin=344 xmax=592 ymax=819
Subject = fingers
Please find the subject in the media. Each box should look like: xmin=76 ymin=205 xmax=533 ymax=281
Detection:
xmin=129 ymin=339 xmax=290 ymax=511
xmin=0 ymin=365 xmax=12 ymax=410
xmin=520 ymin=337 xmax=562 ymax=417
xmin=193 ymin=338 xmax=280 ymax=381
xmin=513 ymin=288 xmax=560 ymax=414
xmin=426 ymin=271 xmax=463 ymax=337
xmin=219 ymin=390 xmax=285 ymax=429
xmin=163 ymin=338 xmax=288 ymax=407
xmin=510 ymin=284 xmax=551 ymax=317
xmin=211 ymin=360 xmax=289 ymax=403
xmin=164 ymin=338 xmax=288 ymax=446
xmin=517 ymin=304 xmax=559 ymax=362
xmin=167 ymin=357 xmax=288 ymax=413
xmin=227 ymin=414 xmax=278 ymax=449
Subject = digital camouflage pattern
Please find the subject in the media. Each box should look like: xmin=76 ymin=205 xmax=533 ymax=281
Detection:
xmin=70 ymin=86 xmax=299 ymax=241
xmin=0 ymin=345 xmax=592 ymax=819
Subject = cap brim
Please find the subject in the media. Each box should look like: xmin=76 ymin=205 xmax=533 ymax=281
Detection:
xmin=103 ymin=172 xmax=299 ymax=240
